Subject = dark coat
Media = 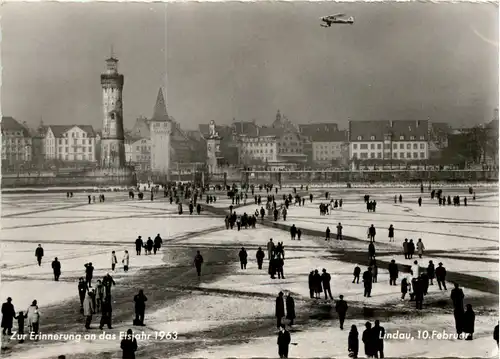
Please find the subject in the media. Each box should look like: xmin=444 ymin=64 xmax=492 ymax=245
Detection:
xmin=135 ymin=238 xmax=143 ymax=250
xmin=463 ymin=309 xmax=475 ymax=333
xmin=435 ymin=266 xmax=446 ymax=279
xmin=277 ymin=330 xmax=291 ymax=348
xmin=362 ymin=328 xmax=375 ymax=356
xmin=388 ymin=263 xmax=398 ymax=278
xmin=35 ymin=247 xmax=44 ymax=258
xmin=313 ymin=273 xmax=323 ymax=292
xmin=401 ymin=278 xmax=409 ymax=293
xmin=134 ymin=293 xmax=147 ymax=312
xmin=348 ymin=330 xmax=359 ymax=354
xmin=368 ymin=243 xmax=375 ymax=256
xmin=388 ymin=227 xmax=394 ymax=237
xmin=308 ymin=272 xmax=314 ymax=289
xmin=372 ymin=325 xmax=385 ymax=349
xmin=321 ymin=272 xmax=331 ymax=289
xmin=451 ymin=288 xmax=465 ymax=310
xmin=427 ymin=263 xmax=435 ymax=279
xmin=335 ymin=300 xmax=348 ymax=315
xmin=239 ymin=250 xmax=248 ymax=264
xmin=52 ymin=260 xmax=61 ymax=274
xmin=256 ymin=250 xmax=265 ymax=262
xmin=1 ymin=302 xmax=15 ymax=328
xmin=275 ymin=296 xmax=285 ymax=318
xmin=120 ymin=338 xmax=138 ymax=359
xmin=363 ymin=271 xmax=373 ymax=288
xmin=285 ymin=296 xmax=296 ymax=320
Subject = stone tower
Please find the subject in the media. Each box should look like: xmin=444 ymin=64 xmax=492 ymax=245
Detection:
xmin=100 ymin=54 xmax=125 ymax=168
xmin=149 ymin=88 xmax=172 ymax=179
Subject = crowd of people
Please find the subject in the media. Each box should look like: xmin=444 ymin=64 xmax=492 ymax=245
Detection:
xmin=1 ymin=181 xmax=497 ymax=359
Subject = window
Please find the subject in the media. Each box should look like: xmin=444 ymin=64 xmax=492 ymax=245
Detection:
xmin=377 ymin=152 xmax=382 ymax=158
xmin=406 ymin=152 xmax=411 ymax=158
xmin=357 ymin=136 xmax=362 ymax=140
xmin=420 ymin=152 xmax=425 ymax=158
xmin=399 ymin=144 xmax=404 ymax=149
xmin=370 ymin=152 xmax=375 ymax=158
xmin=377 ymin=144 xmax=382 ymax=150
xmin=399 ymin=135 xmax=404 ymax=140
xmin=370 ymin=144 xmax=375 ymax=149
xmin=406 ymin=144 xmax=411 ymax=150
xmin=360 ymin=152 xmax=368 ymax=159
xmin=413 ymin=152 xmax=418 ymax=158
xmin=360 ymin=144 xmax=368 ymax=150
xmin=370 ymin=135 xmax=375 ymax=140
xmin=410 ymin=136 xmax=415 ymax=140
xmin=420 ymin=143 xmax=425 ymax=149
xmin=353 ymin=144 xmax=358 ymax=149
xmin=392 ymin=153 xmax=397 ymax=159
xmin=419 ymin=136 xmax=425 ymax=140
xmin=413 ymin=143 xmax=418 ymax=149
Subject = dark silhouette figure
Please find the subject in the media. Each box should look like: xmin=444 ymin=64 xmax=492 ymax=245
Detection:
xmin=451 ymin=283 xmax=465 ymax=337
xmin=51 ymin=257 xmax=61 ymax=281
xmin=135 ymin=236 xmax=143 ymax=255
xmin=239 ymin=247 xmax=248 ymax=269
xmin=353 ymin=265 xmax=361 ymax=284
xmin=133 ymin=290 xmax=147 ymax=326
xmin=256 ymin=247 xmax=265 ymax=270
xmin=373 ymin=320 xmax=385 ymax=358
xmin=494 ymin=323 xmax=499 ymax=346
xmin=363 ymin=268 xmax=373 ymax=297
xmin=194 ymin=251 xmax=204 ymax=277
xmin=285 ymin=293 xmax=296 ymax=326
xmin=321 ymin=269 xmax=333 ymax=300
xmin=388 ymin=260 xmax=398 ymax=286
xmin=99 ymin=298 xmax=113 ymax=330
xmin=277 ymin=324 xmax=291 ymax=358
xmin=1 ymin=297 xmax=15 ymax=335
xmin=275 ymin=292 xmax=285 ymax=329
xmin=35 ymin=244 xmax=44 ymax=266
xmin=435 ymin=262 xmax=447 ymax=290
xmin=335 ymin=295 xmax=348 ymax=330
xmin=120 ymin=329 xmax=138 ymax=359
xmin=348 ymin=325 xmax=359 ymax=358
xmin=362 ymin=322 xmax=375 ymax=358
xmin=463 ymin=304 xmax=475 ymax=340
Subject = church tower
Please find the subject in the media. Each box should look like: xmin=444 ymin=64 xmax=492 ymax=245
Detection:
xmin=100 ymin=53 xmax=125 ymax=168
xmin=149 ymin=88 xmax=172 ymax=179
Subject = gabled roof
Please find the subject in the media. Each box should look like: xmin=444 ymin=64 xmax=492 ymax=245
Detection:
xmin=257 ymin=126 xmax=283 ymax=137
xmin=311 ymin=130 xmax=348 ymax=143
xmin=151 ymin=88 xmax=169 ymax=122
xmin=299 ymin=123 xmax=339 ymax=137
xmin=349 ymin=120 xmax=429 ymax=141
xmin=1 ymin=116 xmax=31 ymax=136
xmin=46 ymin=124 xmax=96 ymax=138
xmin=130 ymin=117 xmax=151 ymax=138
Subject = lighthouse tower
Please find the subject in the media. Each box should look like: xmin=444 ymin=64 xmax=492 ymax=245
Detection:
xmin=100 ymin=54 xmax=125 ymax=168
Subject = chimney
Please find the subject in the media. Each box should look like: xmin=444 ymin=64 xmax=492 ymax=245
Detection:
xmin=416 ymin=120 xmax=420 ymax=127
xmin=389 ymin=120 xmax=393 ymax=128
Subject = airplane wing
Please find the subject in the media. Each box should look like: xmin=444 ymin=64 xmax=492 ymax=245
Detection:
xmin=329 ymin=13 xmax=346 ymax=18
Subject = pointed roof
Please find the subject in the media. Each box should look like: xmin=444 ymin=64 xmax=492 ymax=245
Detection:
xmin=151 ymin=88 xmax=169 ymax=122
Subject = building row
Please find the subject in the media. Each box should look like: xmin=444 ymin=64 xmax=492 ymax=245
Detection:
xmin=3 ymin=108 xmax=496 ymax=171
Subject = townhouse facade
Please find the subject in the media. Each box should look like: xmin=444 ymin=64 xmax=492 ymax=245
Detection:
xmin=1 ymin=116 xmax=33 ymax=167
xmin=43 ymin=125 xmax=99 ymax=162
xmin=311 ymin=130 xmax=349 ymax=164
xmin=348 ymin=120 xmax=430 ymax=161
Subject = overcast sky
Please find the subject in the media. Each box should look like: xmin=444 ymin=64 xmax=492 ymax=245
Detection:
xmin=2 ymin=2 xmax=498 ymax=131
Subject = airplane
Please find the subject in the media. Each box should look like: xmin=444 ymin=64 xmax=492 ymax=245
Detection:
xmin=320 ymin=13 xmax=354 ymax=27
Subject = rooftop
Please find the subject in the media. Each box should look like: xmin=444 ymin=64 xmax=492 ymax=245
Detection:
xmin=349 ymin=120 xmax=429 ymax=141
